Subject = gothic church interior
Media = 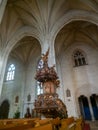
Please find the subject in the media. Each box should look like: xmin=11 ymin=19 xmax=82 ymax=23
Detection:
xmin=0 ymin=0 xmax=98 ymax=121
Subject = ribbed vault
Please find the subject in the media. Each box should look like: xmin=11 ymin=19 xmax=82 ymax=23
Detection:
xmin=55 ymin=21 xmax=98 ymax=58
xmin=0 ymin=0 xmax=98 ymax=51
xmin=9 ymin=36 xmax=41 ymax=65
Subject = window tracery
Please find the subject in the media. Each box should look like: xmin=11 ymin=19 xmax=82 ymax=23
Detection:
xmin=6 ymin=64 xmax=15 ymax=81
xmin=73 ymin=50 xmax=87 ymax=67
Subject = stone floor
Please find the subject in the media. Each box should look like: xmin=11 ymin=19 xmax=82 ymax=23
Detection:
xmin=86 ymin=121 xmax=98 ymax=130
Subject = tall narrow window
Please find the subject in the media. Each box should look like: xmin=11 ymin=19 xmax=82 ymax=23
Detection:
xmin=73 ymin=50 xmax=87 ymax=67
xmin=6 ymin=64 xmax=15 ymax=81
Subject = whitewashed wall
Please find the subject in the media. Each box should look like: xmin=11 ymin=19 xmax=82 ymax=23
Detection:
xmin=56 ymin=42 xmax=98 ymax=118
xmin=23 ymin=51 xmax=41 ymax=117
xmin=1 ymin=46 xmax=41 ymax=118
xmin=1 ymin=57 xmax=24 ymax=118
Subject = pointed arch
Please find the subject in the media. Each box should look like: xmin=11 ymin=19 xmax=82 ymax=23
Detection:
xmin=0 ymin=27 xmax=42 ymax=97
xmin=52 ymin=10 xmax=98 ymax=45
xmin=0 ymin=99 xmax=10 ymax=119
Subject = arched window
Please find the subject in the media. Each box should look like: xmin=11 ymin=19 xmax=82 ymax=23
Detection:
xmin=6 ymin=64 xmax=15 ymax=81
xmin=27 ymin=94 xmax=31 ymax=102
xmin=15 ymin=96 xmax=19 ymax=103
xmin=73 ymin=50 xmax=87 ymax=67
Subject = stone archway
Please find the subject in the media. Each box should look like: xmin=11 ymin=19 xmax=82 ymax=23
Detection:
xmin=54 ymin=18 xmax=98 ymax=117
xmin=2 ymin=36 xmax=41 ymax=118
xmin=52 ymin=10 xmax=98 ymax=41
xmin=0 ymin=28 xmax=42 ymax=98
xmin=0 ymin=100 xmax=10 ymax=119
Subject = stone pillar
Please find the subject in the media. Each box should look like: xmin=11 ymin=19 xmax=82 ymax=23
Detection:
xmin=41 ymin=35 xmax=56 ymax=67
xmin=0 ymin=54 xmax=8 ymax=98
xmin=20 ymin=66 xmax=27 ymax=118
xmin=0 ymin=0 xmax=7 ymax=24
xmin=49 ymin=43 xmax=56 ymax=67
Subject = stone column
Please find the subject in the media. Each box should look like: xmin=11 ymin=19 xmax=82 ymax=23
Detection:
xmin=0 ymin=0 xmax=7 ymax=24
xmin=40 ymin=34 xmax=66 ymax=103
xmin=41 ymin=35 xmax=56 ymax=67
xmin=0 ymin=53 xmax=8 ymax=98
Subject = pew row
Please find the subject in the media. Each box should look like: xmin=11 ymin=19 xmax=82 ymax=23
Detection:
xmin=0 ymin=117 xmax=84 ymax=130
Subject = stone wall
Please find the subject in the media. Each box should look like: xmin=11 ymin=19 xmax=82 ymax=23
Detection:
xmin=56 ymin=42 xmax=98 ymax=118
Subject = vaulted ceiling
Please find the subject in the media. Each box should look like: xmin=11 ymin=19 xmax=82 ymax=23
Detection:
xmin=55 ymin=21 xmax=98 ymax=55
xmin=1 ymin=0 xmax=98 ymax=63
xmin=10 ymin=36 xmax=41 ymax=64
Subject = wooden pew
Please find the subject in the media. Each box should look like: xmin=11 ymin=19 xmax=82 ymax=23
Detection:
xmin=75 ymin=118 xmax=84 ymax=130
xmin=27 ymin=123 xmax=53 ymax=130
xmin=0 ymin=118 xmax=39 ymax=130
xmin=59 ymin=117 xmax=75 ymax=130
xmin=68 ymin=123 xmax=76 ymax=130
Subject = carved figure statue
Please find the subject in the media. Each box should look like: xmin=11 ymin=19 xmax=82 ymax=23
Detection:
xmin=41 ymin=48 xmax=50 ymax=65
